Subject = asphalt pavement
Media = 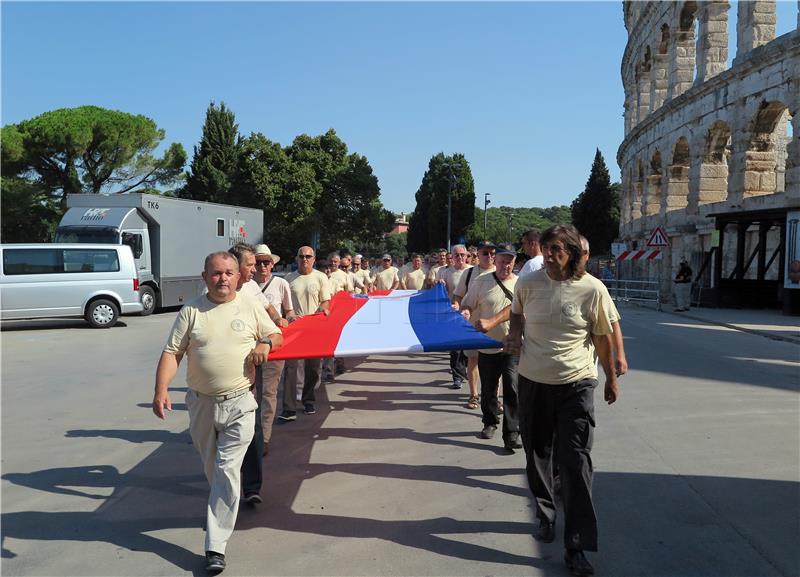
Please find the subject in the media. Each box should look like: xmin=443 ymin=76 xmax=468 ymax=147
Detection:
xmin=1 ymin=303 xmax=798 ymax=576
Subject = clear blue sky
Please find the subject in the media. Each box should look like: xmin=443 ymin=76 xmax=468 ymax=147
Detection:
xmin=2 ymin=1 xmax=797 ymax=214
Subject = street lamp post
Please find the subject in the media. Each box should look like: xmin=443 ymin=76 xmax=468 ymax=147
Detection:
xmin=445 ymin=164 xmax=456 ymax=252
xmin=483 ymin=193 xmax=491 ymax=238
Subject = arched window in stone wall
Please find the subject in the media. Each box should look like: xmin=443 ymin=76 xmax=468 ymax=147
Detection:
xmin=651 ymin=24 xmax=670 ymax=111
xmin=646 ymin=151 xmax=663 ymax=217
xmin=744 ymin=100 xmax=789 ymax=197
xmin=667 ymin=137 xmax=691 ymax=217
xmin=669 ymin=1 xmax=698 ymax=98
xmin=699 ymin=120 xmax=732 ymax=205
xmin=696 ymin=1 xmax=729 ymax=82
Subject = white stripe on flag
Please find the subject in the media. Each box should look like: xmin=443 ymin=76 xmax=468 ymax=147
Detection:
xmin=335 ymin=293 xmax=423 ymax=356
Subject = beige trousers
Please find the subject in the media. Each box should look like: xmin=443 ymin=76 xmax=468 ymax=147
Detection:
xmin=260 ymin=360 xmax=285 ymax=444
xmin=186 ymin=388 xmax=257 ymax=554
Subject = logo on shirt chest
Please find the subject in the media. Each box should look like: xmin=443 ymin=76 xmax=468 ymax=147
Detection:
xmin=230 ymin=319 xmax=245 ymax=332
xmin=561 ymin=302 xmax=578 ymax=317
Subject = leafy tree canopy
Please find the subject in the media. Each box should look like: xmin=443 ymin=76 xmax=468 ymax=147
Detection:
xmin=466 ymin=205 xmax=572 ymax=245
xmin=2 ymin=105 xmax=186 ymax=210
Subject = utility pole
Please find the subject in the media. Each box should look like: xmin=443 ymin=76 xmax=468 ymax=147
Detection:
xmin=445 ymin=163 xmax=456 ymax=251
xmin=483 ymin=193 xmax=491 ymax=238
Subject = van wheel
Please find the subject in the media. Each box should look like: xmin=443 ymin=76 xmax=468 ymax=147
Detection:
xmin=139 ymin=285 xmax=156 ymax=316
xmin=86 ymin=299 xmax=119 ymax=328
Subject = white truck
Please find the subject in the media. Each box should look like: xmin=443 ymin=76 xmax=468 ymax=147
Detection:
xmin=55 ymin=193 xmax=263 ymax=314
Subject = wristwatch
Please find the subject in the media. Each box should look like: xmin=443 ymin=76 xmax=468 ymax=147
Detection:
xmin=259 ymin=337 xmax=273 ymax=350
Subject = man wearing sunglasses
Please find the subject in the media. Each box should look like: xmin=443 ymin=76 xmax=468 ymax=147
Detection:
xmin=454 ymin=241 xmax=496 ymax=409
xmin=252 ymin=244 xmax=294 ymax=459
xmin=505 ymin=224 xmax=619 ymax=577
xmin=436 ymin=244 xmax=472 ymax=389
xmin=280 ymin=247 xmax=331 ymax=420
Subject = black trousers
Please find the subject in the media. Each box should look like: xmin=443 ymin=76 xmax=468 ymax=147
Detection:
xmin=449 ymin=350 xmax=467 ymax=384
xmin=477 ymin=352 xmax=519 ymax=440
xmin=518 ymin=375 xmax=598 ymax=552
xmin=240 ymin=365 xmax=263 ymax=494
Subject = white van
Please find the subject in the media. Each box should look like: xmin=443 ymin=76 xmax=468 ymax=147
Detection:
xmin=0 ymin=244 xmax=143 ymax=328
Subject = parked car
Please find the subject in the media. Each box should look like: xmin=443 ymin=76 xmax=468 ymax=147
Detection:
xmin=0 ymin=244 xmax=143 ymax=328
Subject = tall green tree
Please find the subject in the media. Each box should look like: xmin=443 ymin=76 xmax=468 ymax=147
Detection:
xmin=181 ymin=101 xmax=240 ymax=203
xmin=1 ymin=105 xmax=186 ymax=211
xmin=408 ymin=153 xmax=475 ymax=251
xmin=571 ymin=149 xmax=620 ymax=254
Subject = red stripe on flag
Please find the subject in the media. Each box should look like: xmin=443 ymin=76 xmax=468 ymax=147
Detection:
xmin=269 ymin=292 xmax=369 ymax=361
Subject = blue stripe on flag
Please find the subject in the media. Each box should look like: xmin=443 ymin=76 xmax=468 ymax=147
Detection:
xmin=407 ymin=285 xmax=502 ymax=352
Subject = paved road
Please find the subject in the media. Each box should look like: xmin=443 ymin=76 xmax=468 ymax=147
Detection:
xmin=1 ymin=305 xmax=798 ymax=576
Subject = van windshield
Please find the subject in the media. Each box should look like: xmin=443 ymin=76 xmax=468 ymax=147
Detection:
xmin=55 ymin=227 xmax=119 ymax=244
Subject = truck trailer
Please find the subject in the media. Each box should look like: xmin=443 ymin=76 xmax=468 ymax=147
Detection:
xmin=55 ymin=193 xmax=263 ymax=314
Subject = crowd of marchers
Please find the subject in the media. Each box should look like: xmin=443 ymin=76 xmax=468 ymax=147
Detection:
xmin=152 ymin=224 xmax=628 ymax=577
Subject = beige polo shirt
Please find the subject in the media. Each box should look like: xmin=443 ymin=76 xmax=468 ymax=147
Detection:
xmin=164 ymin=292 xmax=280 ymax=395
xmin=328 ymin=269 xmax=354 ymax=294
xmin=401 ymin=267 xmax=427 ymax=290
xmin=461 ymin=272 xmax=518 ymax=354
xmin=438 ymin=265 xmax=472 ymax=303
xmin=373 ymin=266 xmax=400 ymax=290
xmin=454 ymin=265 xmax=495 ymax=300
xmin=285 ymin=269 xmax=332 ymax=316
xmin=511 ymin=269 xmax=616 ymax=385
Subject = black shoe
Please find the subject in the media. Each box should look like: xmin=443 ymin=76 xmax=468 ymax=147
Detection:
xmin=504 ymin=433 xmax=523 ymax=450
xmin=536 ymin=519 xmax=555 ymax=543
xmin=277 ymin=410 xmax=296 ymax=422
xmin=564 ymin=549 xmax=594 ymax=576
xmin=243 ymin=491 xmax=262 ymax=505
xmin=205 ymin=551 xmax=226 ymax=573
xmin=303 ymin=402 xmax=316 ymax=415
xmin=480 ymin=425 xmax=496 ymax=439
xmin=450 ymin=381 xmax=463 ymax=390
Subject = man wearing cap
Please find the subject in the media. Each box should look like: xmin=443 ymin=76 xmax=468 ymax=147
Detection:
xmin=400 ymin=254 xmax=427 ymax=290
xmin=454 ymin=241 xmax=496 ymax=409
xmin=280 ymin=247 xmax=332 ymax=420
xmin=460 ymin=246 xmax=521 ymax=450
xmin=519 ymin=230 xmax=544 ymax=276
xmin=436 ymin=244 xmax=473 ymax=390
xmin=252 ymin=244 xmax=294 ymax=458
xmin=373 ymin=254 xmax=400 ymax=291
xmin=153 ymin=251 xmax=283 ymax=574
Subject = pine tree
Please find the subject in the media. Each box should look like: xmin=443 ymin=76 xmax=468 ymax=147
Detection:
xmin=181 ymin=102 xmax=240 ymax=203
xmin=571 ymin=149 xmax=620 ymax=254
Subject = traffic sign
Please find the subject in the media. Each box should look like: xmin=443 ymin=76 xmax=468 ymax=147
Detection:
xmin=611 ymin=242 xmax=627 ymax=257
xmin=646 ymin=226 xmax=670 ymax=247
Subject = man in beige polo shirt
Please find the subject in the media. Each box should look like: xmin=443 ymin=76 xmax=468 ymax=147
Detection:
xmin=436 ymin=244 xmax=472 ymax=389
xmin=280 ymin=246 xmax=331 ymax=419
xmin=372 ymin=254 xmax=400 ymax=290
xmin=153 ymin=251 xmax=283 ymax=574
xmin=460 ymin=247 xmax=521 ymax=450
xmin=453 ymin=241 xmax=496 ymax=408
xmin=400 ymin=253 xmax=427 ymax=290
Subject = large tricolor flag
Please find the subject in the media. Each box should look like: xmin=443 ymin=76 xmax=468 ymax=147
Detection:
xmin=269 ymin=284 xmax=501 ymax=360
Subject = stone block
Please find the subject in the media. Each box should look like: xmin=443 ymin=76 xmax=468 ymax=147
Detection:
xmin=700 ymin=164 xmax=729 ymax=179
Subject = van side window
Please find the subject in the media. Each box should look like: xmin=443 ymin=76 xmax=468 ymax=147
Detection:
xmin=63 ymin=250 xmax=120 ymax=273
xmin=3 ymin=249 xmax=61 ymax=275
xmin=217 ymin=219 xmax=225 ymax=237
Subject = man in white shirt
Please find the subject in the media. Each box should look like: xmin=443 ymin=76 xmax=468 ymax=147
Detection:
xmin=436 ymin=244 xmax=472 ymax=390
xmin=518 ymin=229 xmax=544 ymax=276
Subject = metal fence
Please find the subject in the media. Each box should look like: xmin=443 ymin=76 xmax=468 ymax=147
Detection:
xmin=602 ymin=279 xmax=662 ymax=310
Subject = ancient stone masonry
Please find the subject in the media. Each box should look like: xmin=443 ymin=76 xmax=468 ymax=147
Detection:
xmin=617 ymin=1 xmax=799 ymax=299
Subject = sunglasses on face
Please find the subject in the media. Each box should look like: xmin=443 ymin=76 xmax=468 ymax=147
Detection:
xmin=298 ymin=254 xmax=314 ymax=259
xmin=255 ymin=260 xmax=272 ymax=266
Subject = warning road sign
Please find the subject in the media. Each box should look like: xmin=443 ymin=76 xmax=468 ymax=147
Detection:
xmin=647 ymin=226 xmax=670 ymax=247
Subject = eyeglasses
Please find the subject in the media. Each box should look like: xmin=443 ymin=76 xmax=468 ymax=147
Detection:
xmin=255 ymin=260 xmax=272 ymax=266
xmin=382 ymin=258 xmax=391 ymax=262
xmin=298 ymin=254 xmax=314 ymax=260
xmin=543 ymin=245 xmax=566 ymax=254
xmin=479 ymin=251 xmax=495 ymax=257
